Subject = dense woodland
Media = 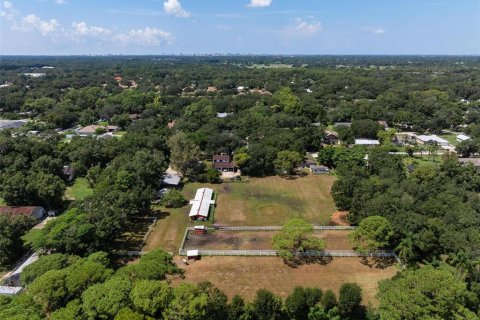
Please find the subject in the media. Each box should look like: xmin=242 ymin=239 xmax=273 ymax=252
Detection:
xmin=0 ymin=56 xmax=480 ymax=319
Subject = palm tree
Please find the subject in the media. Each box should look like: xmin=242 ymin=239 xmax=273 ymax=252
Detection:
xmin=395 ymin=234 xmax=416 ymax=263
xmin=449 ymin=251 xmax=471 ymax=280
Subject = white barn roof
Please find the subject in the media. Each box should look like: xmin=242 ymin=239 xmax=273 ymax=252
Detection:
xmin=189 ymin=188 xmax=215 ymax=218
xmin=457 ymin=134 xmax=470 ymax=141
xmin=355 ymin=139 xmax=380 ymax=145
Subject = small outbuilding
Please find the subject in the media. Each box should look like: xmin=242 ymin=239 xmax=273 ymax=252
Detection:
xmin=355 ymin=139 xmax=380 ymax=146
xmin=193 ymin=225 xmax=207 ymax=235
xmin=161 ymin=173 xmax=182 ymax=188
xmin=187 ymin=250 xmax=199 ymax=260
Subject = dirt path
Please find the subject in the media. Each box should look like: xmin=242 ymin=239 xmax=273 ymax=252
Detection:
xmin=330 ymin=211 xmax=350 ymax=226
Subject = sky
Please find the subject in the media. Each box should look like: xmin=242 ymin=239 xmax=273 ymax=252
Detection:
xmin=0 ymin=0 xmax=479 ymax=55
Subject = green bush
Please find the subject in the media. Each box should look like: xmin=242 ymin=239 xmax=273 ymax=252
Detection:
xmin=161 ymin=190 xmax=187 ymax=208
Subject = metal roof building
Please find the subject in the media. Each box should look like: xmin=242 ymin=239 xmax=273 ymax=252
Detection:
xmin=354 ymin=139 xmax=380 ymax=146
xmin=189 ymin=188 xmax=215 ymax=221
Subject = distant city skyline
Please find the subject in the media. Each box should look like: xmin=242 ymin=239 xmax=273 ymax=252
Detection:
xmin=1 ymin=0 xmax=479 ymax=55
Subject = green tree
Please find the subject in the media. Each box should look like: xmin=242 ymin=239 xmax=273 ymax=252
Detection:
xmin=21 ymin=253 xmax=74 ymax=285
xmin=130 ymin=280 xmax=173 ymax=317
xmin=228 ymin=295 xmax=246 ymax=320
xmin=308 ymin=305 xmax=341 ymax=320
xmin=161 ymin=189 xmax=187 ymax=208
xmin=27 ymin=269 xmax=68 ymax=313
xmin=320 ymin=289 xmax=338 ymax=311
xmin=162 ymin=283 xmax=209 ymax=320
xmin=273 ymin=87 xmax=301 ymax=114
xmin=285 ymin=287 xmax=322 ymax=320
xmin=377 ymin=267 xmax=477 ymax=319
xmin=272 ymin=218 xmax=326 ymax=262
xmin=0 ymin=214 xmax=34 ymax=267
xmin=167 ymin=132 xmax=202 ymax=176
xmin=81 ymin=276 xmax=132 ymax=319
xmin=251 ymin=289 xmax=284 ymax=320
xmin=338 ymin=283 xmax=362 ymax=316
xmin=395 ymin=233 xmax=416 ymax=263
xmin=273 ymin=150 xmax=303 ymax=176
xmin=350 ymin=216 xmax=394 ymax=253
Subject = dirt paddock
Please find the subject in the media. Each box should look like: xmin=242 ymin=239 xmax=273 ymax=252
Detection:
xmin=183 ymin=230 xmax=353 ymax=251
xmin=171 ymin=256 xmax=398 ymax=304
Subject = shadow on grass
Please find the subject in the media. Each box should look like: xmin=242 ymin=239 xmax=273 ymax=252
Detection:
xmin=284 ymin=255 xmax=333 ymax=268
xmin=360 ymin=256 xmax=396 ymax=269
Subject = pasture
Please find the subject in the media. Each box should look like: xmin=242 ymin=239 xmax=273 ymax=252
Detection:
xmin=143 ymin=175 xmax=337 ymax=252
xmin=171 ymin=256 xmax=398 ymax=304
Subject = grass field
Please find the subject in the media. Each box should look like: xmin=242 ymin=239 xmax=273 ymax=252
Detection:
xmin=143 ymin=175 xmax=337 ymax=252
xmin=0 ymin=197 xmax=5 ymax=206
xmin=183 ymin=230 xmax=352 ymax=251
xmin=65 ymin=178 xmax=93 ymax=201
xmin=214 ymin=176 xmax=336 ymax=226
xmin=171 ymin=256 xmax=398 ymax=304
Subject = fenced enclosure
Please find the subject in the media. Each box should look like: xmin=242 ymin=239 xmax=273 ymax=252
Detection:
xmin=214 ymin=225 xmax=357 ymax=231
xmin=178 ymin=249 xmax=397 ymax=258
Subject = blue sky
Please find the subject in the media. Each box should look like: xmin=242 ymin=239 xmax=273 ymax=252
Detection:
xmin=1 ymin=0 xmax=479 ymax=55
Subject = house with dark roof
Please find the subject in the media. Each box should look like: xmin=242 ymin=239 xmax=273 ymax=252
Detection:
xmin=63 ymin=165 xmax=75 ymax=182
xmin=310 ymin=165 xmax=330 ymax=174
xmin=212 ymin=153 xmax=236 ymax=172
xmin=0 ymin=206 xmax=46 ymax=221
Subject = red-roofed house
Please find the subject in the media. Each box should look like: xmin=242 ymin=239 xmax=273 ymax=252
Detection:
xmin=213 ymin=153 xmax=236 ymax=172
xmin=0 ymin=206 xmax=46 ymax=221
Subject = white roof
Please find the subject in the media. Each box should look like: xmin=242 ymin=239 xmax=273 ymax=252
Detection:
xmin=416 ymin=135 xmax=448 ymax=144
xmin=161 ymin=173 xmax=181 ymax=186
xmin=189 ymin=188 xmax=215 ymax=218
xmin=194 ymin=225 xmax=206 ymax=230
xmin=457 ymin=134 xmax=470 ymax=141
xmin=187 ymin=250 xmax=199 ymax=256
xmin=0 ymin=286 xmax=23 ymax=295
xmin=355 ymin=139 xmax=380 ymax=145
xmin=0 ymin=119 xmax=27 ymax=130
xmin=11 ymin=253 xmax=39 ymax=277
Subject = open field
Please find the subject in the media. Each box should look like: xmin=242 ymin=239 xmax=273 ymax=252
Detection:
xmin=214 ymin=176 xmax=336 ymax=226
xmin=183 ymin=230 xmax=352 ymax=251
xmin=144 ymin=175 xmax=337 ymax=252
xmin=171 ymin=256 xmax=398 ymax=304
xmin=65 ymin=178 xmax=93 ymax=200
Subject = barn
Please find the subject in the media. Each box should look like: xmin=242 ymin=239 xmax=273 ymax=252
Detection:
xmin=189 ymin=188 xmax=215 ymax=221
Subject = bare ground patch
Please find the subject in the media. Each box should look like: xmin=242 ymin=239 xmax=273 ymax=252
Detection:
xmin=171 ymin=256 xmax=398 ymax=305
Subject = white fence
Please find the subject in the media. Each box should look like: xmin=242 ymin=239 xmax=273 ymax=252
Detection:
xmin=216 ymin=225 xmax=356 ymax=231
xmin=179 ymin=249 xmax=397 ymax=258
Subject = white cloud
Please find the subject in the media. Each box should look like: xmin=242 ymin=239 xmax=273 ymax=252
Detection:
xmin=248 ymin=0 xmax=272 ymax=7
xmin=54 ymin=0 xmax=66 ymax=4
xmin=71 ymin=21 xmax=112 ymax=38
xmin=363 ymin=27 xmax=387 ymax=35
xmin=15 ymin=14 xmax=59 ymax=36
xmin=3 ymin=1 xmax=12 ymax=9
xmin=284 ymin=18 xmax=322 ymax=37
xmin=163 ymin=0 xmax=190 ymax=18
xmin=114 ymin=27 xmax=174 ymax=46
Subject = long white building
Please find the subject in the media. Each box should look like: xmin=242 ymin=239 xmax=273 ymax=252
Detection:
xmin=189 ymin=187 xmax=215 ymax=221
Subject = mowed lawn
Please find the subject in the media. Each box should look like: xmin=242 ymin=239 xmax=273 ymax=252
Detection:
xmin=143 ymin=175 xmax=337 ymax=252
xmin=65 ymin=178 xmax=93 ymax=200
xmin=171 ymin=256 xmax=398 ymax=305
xmin=214 ymin=175 xmax=336 ymax=226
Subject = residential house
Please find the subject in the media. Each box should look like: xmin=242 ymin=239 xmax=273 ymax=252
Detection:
xmin=310 ymin=165 xmax=330 ymax=174
xmin=77 ymin=125 xmax=118 ymax=136
xmin=459 ymin=158 xmax=480 ymax=170
xmin=62 ymin=165 xmax=75 ymax=182
xmin=213 ymin=153 xmax=236 ymax=172
xmin=355 ymin=139 xmax=380 ymax=146
xmin=160 ymin=173 xmax=182 ymax=188
xmin=334 ymin=122 xmax=352 ymax=128
xmin=0 ymin=120 xmax=27 ymax=130
xmin=324 ymin=131 xmax=339 ymax=145
xmin=415 ymin=135 xmax=449 ymax=146
xmin=0 ymin=206 xmax=46 ymax=221
xmin=457 ymin=134 xmax=471 ymax=143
